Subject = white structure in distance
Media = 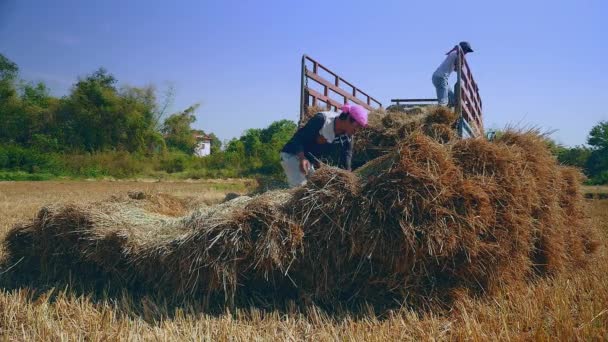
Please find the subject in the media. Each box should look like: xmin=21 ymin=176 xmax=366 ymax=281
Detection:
xmin=194 ymin=133 xmax=212 ymax=157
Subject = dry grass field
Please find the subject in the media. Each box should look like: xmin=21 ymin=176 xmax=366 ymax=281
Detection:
xmin=583 ymin=185 xmax=608 ymax=200
xmin=582 ymin=185 xmax=608 ymax=193
xmin=0 ymin=180 xmax=606 ymax=341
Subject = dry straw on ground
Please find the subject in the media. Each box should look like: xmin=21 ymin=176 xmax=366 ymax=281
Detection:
xmin=2 ymin=107 xmax=600 ymax=312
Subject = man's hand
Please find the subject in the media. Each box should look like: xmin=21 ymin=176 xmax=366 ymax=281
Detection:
xmin=299 ymin=158 xmax=311 ymax=175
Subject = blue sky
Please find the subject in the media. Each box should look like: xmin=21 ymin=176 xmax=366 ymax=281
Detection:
xmin=1 ymin=0 xmax=606 ymax=146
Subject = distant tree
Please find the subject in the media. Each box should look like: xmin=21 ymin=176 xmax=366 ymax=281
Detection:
xmin=17 ymin=82 xmax=57 ymax=145
xmin=57 ymin=68 xmax=119 ymax=150
xmin=221 ymin=119 xmax=296 ymax=175
xmin=0 ymin=53 xmax=18 ymax=82
xmin=257 ymin=120 xmax=297 ymax=174
xmin=556 ymin=146 xmax=592 ymax=170
xmin=162 ymin=104 xmax=199 ymax=154
xmin=0 ymin=55 xmax=299 ymax=179
xmin=0 ymin=56 xmax=58 ymax=145
xmin=588 ymin=121 xmax=608 ymax=150
xmin=207 ymin=132 xmax=222 ymax=154
xmin=117 ymin=85 xmax=164 ymax=153
xmin=240 ymin=128 xmax=263 ymax=166
xmin=0 ymin=54 xmax=20 ymax=141
xmin=586 ymin=121 xmax=608 ymax=184
xmin=152 ymin=84 xmax=175 ymax=130
xmin=54 ymin=68 xmax=162 ymax=152
xmin=21 ymin=82 xmax=51 ymax=107
xmin=260 ymin=120 xmax=297 ymax=145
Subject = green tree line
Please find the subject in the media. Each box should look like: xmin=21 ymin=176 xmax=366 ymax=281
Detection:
xmin=0 ymin=53 xmax=606 ymax=183
xmin=0 ymin=53 xmax=296 ymax=180
xmin=551 ymin=121 xmax=608 ymax=185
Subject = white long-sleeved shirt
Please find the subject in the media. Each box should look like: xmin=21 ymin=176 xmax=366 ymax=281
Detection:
xmin=433 ymin=50 xmax=458 ymax=78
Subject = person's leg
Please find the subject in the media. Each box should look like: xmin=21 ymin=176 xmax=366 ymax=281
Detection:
xmin=280 ymin=152 xmax=308 ymax=187
xmin=432 ymin=75 xmax=449 ymax=106
xmin=448 ymin=88 xmax=455 ymax=107
xmin=448 ymin=81 xmax=459 ymax=107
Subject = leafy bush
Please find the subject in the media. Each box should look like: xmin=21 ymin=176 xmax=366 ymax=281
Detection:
xmin=58 ymin=151 xmax=148 ymax=178
xmin=0 ymin=171 xmax=55 ymax=181
xmin=590 ymin=171 xmax=608 ymax=185
xmin=159 ymin=153 xmax=187 ymax=173
xmin=0 ymin=145 xmax=59 ymax=173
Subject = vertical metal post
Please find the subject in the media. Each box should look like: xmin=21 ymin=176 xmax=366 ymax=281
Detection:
xmin=299 ymin=55 xmax=307 ymax=124
xmin=456 ymin=46 xmax=464 ymax=138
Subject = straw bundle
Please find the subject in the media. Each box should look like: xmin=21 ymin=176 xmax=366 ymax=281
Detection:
xmin=2 ymin=126 xmax=599 ymax=310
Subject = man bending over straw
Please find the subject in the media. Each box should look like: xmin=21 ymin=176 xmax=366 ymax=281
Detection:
xmin=280 ymin=104 xmax=368 ymax=187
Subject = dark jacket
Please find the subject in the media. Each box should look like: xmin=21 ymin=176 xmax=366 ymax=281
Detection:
xmin=281 ymin=112 xmax=353 ymax=170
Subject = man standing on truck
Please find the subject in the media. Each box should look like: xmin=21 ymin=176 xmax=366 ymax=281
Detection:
xmin=432 ymin=41 xmax=474 ymax=106
xmin=280 ymin=104 xmax=368 ymax=187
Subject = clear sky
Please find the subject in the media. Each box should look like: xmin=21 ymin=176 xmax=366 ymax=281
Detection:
xmin=1 ymin=0 xmax=606 ymax=146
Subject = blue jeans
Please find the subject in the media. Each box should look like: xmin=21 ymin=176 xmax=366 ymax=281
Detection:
xmin=432 ymin=74 xmax=455 ymax=106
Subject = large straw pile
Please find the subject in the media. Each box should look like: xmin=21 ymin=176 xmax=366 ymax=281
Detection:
xmin=3 ymin=191 xmax=302 ymax=305
xmin=353 ymin=106 xmax=459 ymax=166
xmin=2 ymin=109 xmax=599 ymax=310
xmin=302 ymin=105 xmax=459 ymax=168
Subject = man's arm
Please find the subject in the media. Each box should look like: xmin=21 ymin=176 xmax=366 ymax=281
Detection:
xmin=340 ymin=136 xmax=353 ymax=171
xmin=288 ymin=113 xmax=325 ymax=156
xmin=449 ymin=51 xmax=459 ymax=72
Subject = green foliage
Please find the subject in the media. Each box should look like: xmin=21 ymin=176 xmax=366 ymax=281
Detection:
xmin=588 ymin=171 xmax=608 ymax=185
xmin=59 ymin=151 xmax=151 ymax=178
xmin=0 ymin=53 xmax=18 ymax=82
xmin=546 ymin=121 xmax=608 ymax=185
xmin=588 ymin=121 xmax=608 ymax=150
xmin=0 ymin=63 xmax=197 ymax=178
xmin=1 ymin=53 xmax=603 ymax=184
xmin=0 ymin=171 xmax=55 ymax=181
xmin=0 ymin=59 xmax=183 ymax=156
xmin=0 ymin=53 xmax=19 ymax=103
xmin=586 ymin=150 xmax=608 ymax=184
xmin=0 ymin=144 xmax=59 ymax=173
xmin=585 ymin=121 xmax=608 ymax=184
xmin=221 ymin=120 xmax=296 ymax=176
xmin=207 ymin=132 xmax=222 ymax=154
xmin=0 ymin=54 xmax=21 ymax=141
xmin=162 ymin=104 xmax=199 ymax=154
xmin=556 ymin=146 xmax=591 ymax=169
xmin=159 ymin=152 xmax=188 ymax=173
xmin=0 ymin=55 xmax=297 ymax=181
xmin=1 ymin=55 xmax=297 ymax=182
xmin=57 ymin=69 xmax=159 ymax=152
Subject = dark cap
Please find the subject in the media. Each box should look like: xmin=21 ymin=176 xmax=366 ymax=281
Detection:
xmin=459 ymin=41 xmax=474 ymax=53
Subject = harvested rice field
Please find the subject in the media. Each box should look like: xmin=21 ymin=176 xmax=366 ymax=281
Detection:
xmin=583 ymin=185 xmax=608 ymax=200
xmin=0 ymin=180 xmax=606 ymax=340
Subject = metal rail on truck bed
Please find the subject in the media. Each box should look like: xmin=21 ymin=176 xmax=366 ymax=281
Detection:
xmin=389 ymin=46 xmax=484 ymax=138
xmin=455 ymin=46 xmax=483 ymax=138
xmin=299 ymin=51 xmax=483 ymax=138
xmin=299 ymin=55 xmax=382 ymax=124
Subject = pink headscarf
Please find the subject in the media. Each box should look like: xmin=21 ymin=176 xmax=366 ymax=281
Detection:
xmin=340 ymin=104 xmax=368 ymax=127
